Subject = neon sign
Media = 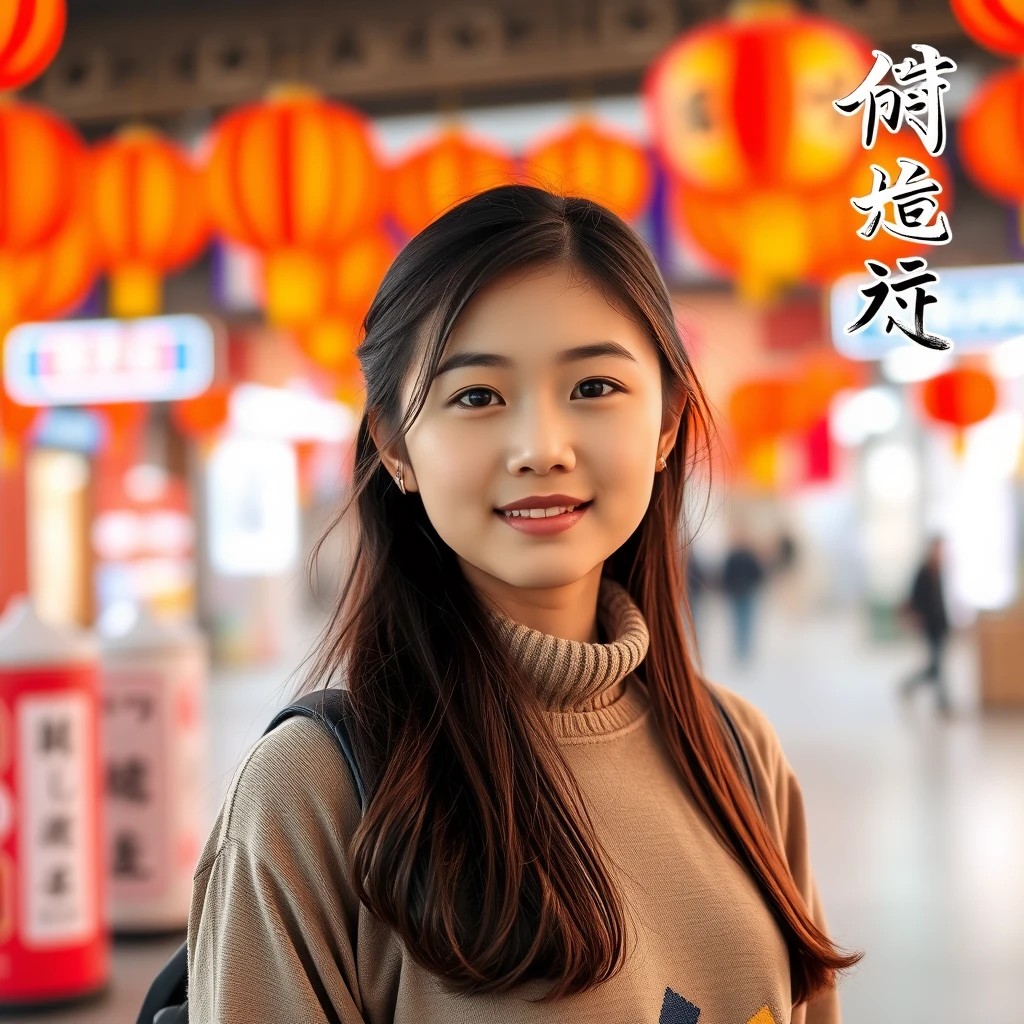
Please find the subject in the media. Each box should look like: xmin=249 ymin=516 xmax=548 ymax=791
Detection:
xmin=3 ymin=315 xmax=217 ymax=406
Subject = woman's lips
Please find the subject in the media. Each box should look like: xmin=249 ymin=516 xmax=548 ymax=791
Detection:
xmin=493 ymin=501 xmax=591 ymax=535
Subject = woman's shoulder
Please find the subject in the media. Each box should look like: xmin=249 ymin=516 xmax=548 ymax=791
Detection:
xmin=706 ymin=682 xmax=787 ymax=793
xmin=212 ymin=709 xmax=363 ymax=858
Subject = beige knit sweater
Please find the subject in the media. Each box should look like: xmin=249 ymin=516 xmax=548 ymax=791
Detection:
xmin=188 ymin=578 xmax=843 ymax=1024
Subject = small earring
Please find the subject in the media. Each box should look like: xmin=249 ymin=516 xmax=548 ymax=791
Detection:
xmin=394 ymin=462 xmax=406 ymax=495
xmin=657 ymin=454 xmax=667 ymax=471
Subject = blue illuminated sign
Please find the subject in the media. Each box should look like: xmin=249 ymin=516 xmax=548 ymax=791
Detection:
xmin=830 ymin=263 xmax=1024 ymax=359
xmin=3 ymin=314 xmax=218 ymax=406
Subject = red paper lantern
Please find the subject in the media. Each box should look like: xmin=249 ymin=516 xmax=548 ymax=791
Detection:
xmin=728 ymin=378 xmax=794 ymax=445
xmin=170 ymin=387 xmax=231 ymax=439
xmin=958 ymin=67 xmax=1024 ymax=208
xmin=522 ymin=119 xmax=652 ymax=221
xmin=89 ymin=127 xmax=210 ymax=318
xmin=0 ymin=98 xmax=84 ymax=253
xmin=644 ymin=2 xmax=873 ymax=195
xmin=0 ymin=0 xmax=66 ymax=90
xmin=206 ymin=88 xmax=382 ymax=325
xmin=389 ymin=128 xmax=518 ymax=237
xmin=950 ymin=0 xmax=1024 ymax=55
xmin=921 ymin=368 xmax=998 ymax=429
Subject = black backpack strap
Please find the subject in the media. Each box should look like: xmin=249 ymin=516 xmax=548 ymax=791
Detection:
xmin=264 ymin=687 xmax=367 ymax=811
xmin=136 ymin=941 xmax=188 ymax=1023
xmin=709 ymin=689 xmax=763 ymax=815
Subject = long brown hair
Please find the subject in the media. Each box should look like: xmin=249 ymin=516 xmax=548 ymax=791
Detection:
xmin=303 ymin=184 xmax=860 ymax=1004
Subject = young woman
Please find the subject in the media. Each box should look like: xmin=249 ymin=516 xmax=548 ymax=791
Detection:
xmin=188 ymin=185 xmax=860 ymax=1023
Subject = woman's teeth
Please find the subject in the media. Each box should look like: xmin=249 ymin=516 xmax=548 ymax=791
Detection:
xmin=501 ymin=505 xmax=579 ymax=518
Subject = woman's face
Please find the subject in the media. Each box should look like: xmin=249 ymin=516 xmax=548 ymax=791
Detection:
xmin=382 ymin=262 xmax=679 ymax=594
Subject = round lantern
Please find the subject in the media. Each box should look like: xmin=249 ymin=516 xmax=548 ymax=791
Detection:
xmin=522 ymin=118 xmax=652 ymax=221
xmin=324 ymin=228 xmax=397 ymax=321
xmin=206 ymin=88 xmax=383 ymax=326
xmin=950 ymin=0 xmax=1024 ymax=55
xmin=89 ymin=127 xmax=209 ymax=318
xmin=298 ymin=314 xmax=362 ymax=375
xmin=728 ymin=377 xmax=795 ymax=445
xmin=389 ymin=128 xmax=518 ymax=237
xmin=670 ymin=125 xmax=952 ymax=302
xmin=644 ymin=0 xmax=874 ymax=195
xmin=170 ymin=387 xmax=230 ymax=439
xmin=921 ymin=368 xmax=998 ymax=429
xmin=0 ymin=99 xmax=84 ymax=254
xmin=0 ymin=202 xmax=97 ymax=330
xmin=787 ymin=351 xmax=866 ymax=432
xmin=809 ymin=127 xmax=953 ymax=285
xmin=0 ymin=0 xmax=66 ymax=90
xmin=958 ymin=67 xmax=1024 ymax=220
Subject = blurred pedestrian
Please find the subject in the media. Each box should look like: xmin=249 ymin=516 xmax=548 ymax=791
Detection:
xmin=721 ymin=528 xmax=766 ymax=663
xmin=900 ymin=537 xmax=952 ymax=714
xmin=683 ymin=547 xmax=709 ymax=641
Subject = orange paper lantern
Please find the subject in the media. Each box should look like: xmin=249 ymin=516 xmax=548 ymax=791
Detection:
xmin=958 ymin=67 xmax=1024 ymax=212
xmin=787 ymin=351 xmax=866 ymax=431
xmin=950 ymin=0 xmax=1024 ymax=55
xmin=389 ymin=128 xmax=518 ymax=237
xmin=0 ymin=198 xmax=97 ymax=328
xmin=921 ymin=368 xmax=998 ymax=429
xmin=522 ymin=119 xmax=652 ymax=221
xmin=728 ymin=378 xmax=795 ymax=445
xmin=297 ymin=314 xmax=362 ymax=376
xmin=0 ymin=98 xmax=84 ymax=253
xmin=644 ymin=1 xmax=873 ymax=196
xmin=206 ymin=89 xmax=383 ymax=325
xmin=325 ymin=227 xmax=397 ymax=321
xmin=90 ymin=126 xmax=210 ymax=318
xmin=171 ymin=387 xmax=231 ymax=439
xmin=0 ymin=0 xmax=66 ymax=90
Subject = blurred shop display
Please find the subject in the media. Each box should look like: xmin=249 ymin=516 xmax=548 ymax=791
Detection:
xmin=99 ymin=608 xmax=208 ymax=934
xmin=976 ymin=604 xmax=1024 ymax=707
xmin=92 ymin=463 xmax=196 ymax=625
xmin=0 ymin=596 xmax=109 ymax=1010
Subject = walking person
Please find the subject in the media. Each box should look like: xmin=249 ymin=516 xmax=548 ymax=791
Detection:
xmin=900 ymin=537 xmax=952 ymax=714
xmin=721 ymin=527 xmax=766 ymax=663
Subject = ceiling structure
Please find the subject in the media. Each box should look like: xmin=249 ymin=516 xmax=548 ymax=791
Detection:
xmin=28 ymin=0 xmax=972 ymax=128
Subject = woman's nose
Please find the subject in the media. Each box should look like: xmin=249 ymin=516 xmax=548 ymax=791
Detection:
xmin=503 ymin=397 xmax=577 ymax=476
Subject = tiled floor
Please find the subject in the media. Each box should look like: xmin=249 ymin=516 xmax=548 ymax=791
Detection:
xmin=11 ymin=589 xmax=1024 ymax=1023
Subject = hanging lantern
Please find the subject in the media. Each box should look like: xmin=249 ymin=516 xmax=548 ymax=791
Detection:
xmin=522 ymin=118 xmax=652 ymax=221
xmin=958 ymin=67 xmax=1024 ymax=244
xmin=669 ymin=124 xmax=952 ymax=302
xmin=0 ymin=0 xmax=66 ymax=90
xmin=728 ymin=377 xmax=795 ymax=445
xmin=644 ymin=0 xmax=873 ymax=196
xmin=389 ymin=128 xmax=517 ymax=237
xmin=950 ymin=0 xmax=1024 ymax=55
xmin=0 ymin=198 xmax=96 ymax=332
xmin=809 ymin=127 xmax=954 ymax=286
xmin=206 ymin=88 xmax=383 ymax=327
xmin=170 ymin=386 xmax=231 ymax=439
xmin=0 ymin=98 xmax=84 ymax=253
xmin=921 ymin=368 xmax=998 ymax=429
xmin=89 ymin=127 xmax=209 ymax=318
xmin=295 ymin=227 xmax=396 ymax=372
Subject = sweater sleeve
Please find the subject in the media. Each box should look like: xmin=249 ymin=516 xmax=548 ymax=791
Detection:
xmin=710 ymin=685 xmax=844 ymax=1024
xmin=187 ymin=716 xmax=369 ymax=1024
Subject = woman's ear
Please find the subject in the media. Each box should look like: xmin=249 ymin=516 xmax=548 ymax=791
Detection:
xmin=658 ymin=393 xmax=687 ymax=465
xmin=367 ymin=407 xmax=418 ymax=493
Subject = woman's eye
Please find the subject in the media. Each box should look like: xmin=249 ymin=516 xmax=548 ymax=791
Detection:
xmin=572 ymin=378 xmax=621 ymax=400
xmin=453 ymin=387 xmax=501 ymax=408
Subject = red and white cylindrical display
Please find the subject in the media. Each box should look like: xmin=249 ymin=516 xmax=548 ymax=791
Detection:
xmin=100 ymin=610 xmax=208 ymax=934
xmin=0 ymin=598 xmax=109 ymax=1009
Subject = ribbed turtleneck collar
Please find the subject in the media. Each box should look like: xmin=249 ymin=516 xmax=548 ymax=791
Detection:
xmin=485 ymin=577 xmax=650 ymax=719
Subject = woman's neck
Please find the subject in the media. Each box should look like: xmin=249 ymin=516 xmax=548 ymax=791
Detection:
xmin=460 ymin=558 xmax=604 ymax=643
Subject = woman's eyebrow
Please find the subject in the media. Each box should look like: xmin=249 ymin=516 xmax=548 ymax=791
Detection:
xmin=434 ymin=341 xmax=637 ymax=378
